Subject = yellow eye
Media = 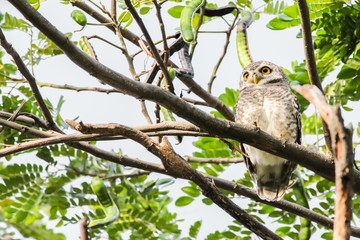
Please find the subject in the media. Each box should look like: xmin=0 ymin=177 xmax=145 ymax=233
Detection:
xmin=260 ymin=66 xmax=272 ymax=75
xmin=243 ymin=72 xmax=249 ymax=81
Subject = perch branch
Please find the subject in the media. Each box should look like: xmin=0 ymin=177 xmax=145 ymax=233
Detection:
xmin=113 ymin=125 xmax=283 ymax=240
xmin=1 ymin=114 xmax=360 ymax=237
xmin=8 ymin=0 xmax=360 ymax=192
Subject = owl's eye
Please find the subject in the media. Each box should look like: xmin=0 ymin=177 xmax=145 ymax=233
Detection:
xmin=243 ymin=72 xmax=249 ymax=81
xmin=260 ymin=66 xmax=272 ymax=74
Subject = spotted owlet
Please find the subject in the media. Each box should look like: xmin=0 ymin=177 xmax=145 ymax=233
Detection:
xmin=235 ymin=61 xmax=301 ymax=201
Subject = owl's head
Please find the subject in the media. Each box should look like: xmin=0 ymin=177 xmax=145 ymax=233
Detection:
xmin=240 ymin=61 xmax=288 ymax=88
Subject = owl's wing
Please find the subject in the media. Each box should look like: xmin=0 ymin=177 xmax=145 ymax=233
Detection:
xmin=280 ymin=92 xmax=302 ymax=189
xmin=240 ymin=143 xmax=259 ymax=187
xmin=294 ymin=94 xmax=302 ymax=145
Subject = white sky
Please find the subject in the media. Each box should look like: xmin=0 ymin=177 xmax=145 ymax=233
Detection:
xmin=1 ymin=0 xmax=359 ymax=239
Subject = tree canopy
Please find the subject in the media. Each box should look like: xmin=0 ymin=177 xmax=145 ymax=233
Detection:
xmin=0 ymin=0 xmax=360 ymax=239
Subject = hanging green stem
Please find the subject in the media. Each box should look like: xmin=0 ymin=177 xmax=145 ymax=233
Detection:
xmin=292 ymin=171 xmax=311 ymax=240
xmin=236 ymin=11 xmax=254 ymax=68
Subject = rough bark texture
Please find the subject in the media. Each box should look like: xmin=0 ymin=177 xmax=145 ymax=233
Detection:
xmin=293 ymin=85 xmax=354 ymax=240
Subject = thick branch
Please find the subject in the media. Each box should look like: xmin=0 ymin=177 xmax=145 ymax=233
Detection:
xmin=146 ymin=136 xmax=282 ymax=239
xmin=297 ymin=0 xmax=332 ymax=153
xmin=1 ymin=116 xmax=360 ymax=237
xmin=67 ymin=118 xmax=282 ymax=238
xmin=7 ymin=0 xmax=360 ymax=194
xmin=73 ymin=1 xmax=234 ymax=121
xmin=293 ymin=85 xmax=354 ymax=240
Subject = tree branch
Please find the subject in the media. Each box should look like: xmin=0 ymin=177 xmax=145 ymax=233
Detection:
xmin=127 ymin=129 xmax=283 ymax=239
xmin=1 ymin=113 xmax=360 ymax=237
xmin=208 ymin=9 xmax=239 ymax=93
xmin=7 ymin=0 xmax=360 ymax=194
xmin=183 ymin=156 xmax=243 ymax=164
xmin=124 ymin=0 xmax=173 ymax=92
xmin=293 ymin=85 xmax=354 ymax=240
xmin=297 ymin=0 xmax=333 ymax=154
xmin=0 ymin=29 xmax=59 ymax=131
xmin=73 ymin=1 xmax=234 ymax=121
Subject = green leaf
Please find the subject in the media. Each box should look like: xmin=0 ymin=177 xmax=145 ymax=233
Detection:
xmin=189 ymin=220 xmax=202 ymax=238
xmin=228 ymin=225 xmax=241 ymax=231
xmin=70 ymin=10 xmax=87 ymax=26
xmin=321 ymin=232 xmax=333 ymax=240
xmin=168 ymin=6 xmax=184 ymax=18
xmin=203 ymin=166 xmax=218 ymax=177
xmin=337 ymin=66 xmax=357 ymax=79
xmin=175 ymin=196 xmax=194 ymax=207
xmin=15 ymin=210 xmax=28 ymax=223
xmin=202 ymin=198 xmax=213 ymax=205
xmin=36 ymin=147 xmax=55 ymax=163
xmin=222 ymin=231 xmax=236 ymax=238
xmin=181 ymin=186 xmax=201 ymax=197
xmin=140 ymin=7 xmax=151 ymax=15
xmin=275 ymin=226 xmax=291 ymax=237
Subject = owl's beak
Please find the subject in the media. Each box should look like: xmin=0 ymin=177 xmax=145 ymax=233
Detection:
xmin=252 ymin=75 xmax=259 ymax=84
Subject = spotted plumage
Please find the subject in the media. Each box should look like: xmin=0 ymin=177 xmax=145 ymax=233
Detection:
xmin=235 ymin=61 xmax=301 ymax=201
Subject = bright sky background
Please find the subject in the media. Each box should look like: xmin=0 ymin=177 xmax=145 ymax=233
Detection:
xmin=1 ymin=0 xmax=359 ymax=239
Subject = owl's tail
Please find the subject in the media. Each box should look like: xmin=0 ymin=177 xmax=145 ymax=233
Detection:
xmin=254 ymin=162 xmax=296 ymax=201
xmin=256 ymin=180 xmax=289 ymax=201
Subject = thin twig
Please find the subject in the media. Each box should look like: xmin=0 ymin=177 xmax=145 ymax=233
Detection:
xmin=124 ymin=0 xmax=174 ymax=91
xmin=184 ymin=156 xmax=243 ymax=164
xmin=152 ymin=0 xmax=169 ymax=65
xmin=297 ymin=0 xmax=332 ymax=154
xmin=103 ymin=170 xmax=151 ymax=179
xmin=87 ymin=35 xmax=125 ymax=51
xmin=4 ymin=77 xmax=121 ymax=93
xmin=208 ymin=9 xmax=240 ymax=93
xmin=181 ymin=97 xmax=209 ymax=106
xmin=140 ymin=100 xmax=153 ymax=124
xmin=113 ymin=24 xmax=139 ymax=80
xmin=0 ymin=99 xmax=27 ymax=132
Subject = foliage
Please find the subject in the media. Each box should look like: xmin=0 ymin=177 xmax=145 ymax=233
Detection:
xmin=0 ymin=0 xmax=360 ymax=239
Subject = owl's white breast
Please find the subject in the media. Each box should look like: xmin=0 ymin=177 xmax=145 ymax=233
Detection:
xmin=237 ymin=85 xmax=298 ymax=166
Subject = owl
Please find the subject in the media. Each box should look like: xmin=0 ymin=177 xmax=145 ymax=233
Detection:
xmin=235 ymin=61 xmax=301 ymax=201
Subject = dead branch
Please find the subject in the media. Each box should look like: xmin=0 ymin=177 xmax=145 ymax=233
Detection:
xmin=293 ymin=84 xmax=354 ymax=240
